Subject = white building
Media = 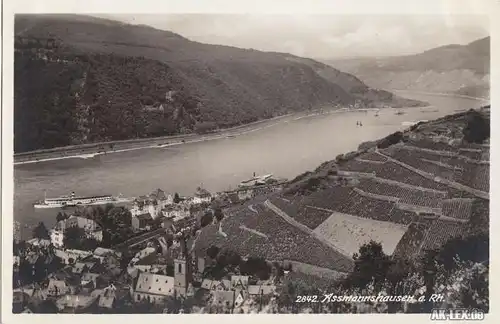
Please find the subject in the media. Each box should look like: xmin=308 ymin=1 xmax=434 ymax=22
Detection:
xmin=193 ymin=187 xmax=212 ymax=205
xmin=49 ymin=216 xmax=103 ymax=248
xmin=50 ymin=229 xmax=65 ymax=248
xmin=133 ymin=273 xmax=175 ymax=304
xmin=161 ymin=205 xmax=190 ymax=220
xmin=130 ymin=189 xmax=172 ymax=220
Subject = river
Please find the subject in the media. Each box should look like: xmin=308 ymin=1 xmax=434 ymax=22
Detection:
xmin=13 ymin=91 xmax=486 ymax=238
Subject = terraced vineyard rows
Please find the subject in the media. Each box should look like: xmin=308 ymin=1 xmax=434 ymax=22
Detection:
xmin=393 ymin=222 xmax=430 ymax=259
xmin=357 ymin=178 xmax=445 ymax=209
xmin=407 ymin=139 xmax=456 ymax=152
xmin=463 ymin=164 xmax=489 ymax=192
xmin=388 ymin=209 xmax=416 ymax=225
xmin=339 ymin=159 xmax=382 ymax=174
xmin=386 ymin=146 xmax=454 ymax=164
xmin=305 ymin=188 xmax=394 ymax=223
xmin=458 ymin=149 xmax=482 ymax=160
xmin=195 ymin=203 xmax=354 ymax=272
xmin=421 ymin=220 xmax=466 ymax=251
xmin=270 ymin=197 xmax=333 ymax=229
xmin=442 ymin=199 xmax=473 ymax=221
xmin=377 ymin=161 xmax=451 ymax=191
xmin=382 ymin=149 xmax=483 ymax=195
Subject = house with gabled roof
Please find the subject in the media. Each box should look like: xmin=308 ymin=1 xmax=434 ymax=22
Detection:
xmin=81 ymin=272 xmax=102 ymax=288
xmin=93 ymin=247 xmax=121 ymax=265
xmin=133 ymin=272 xmax=175 ymax=305
xmin=234 ymin=289 xmax=248 ymax=308
xmin=131 ymin=212 xmax=155 ymax=231
xmin=47 ymin=279 xmax=72 ymax=297
xmin=201 ymin=279 xmax=214 ymax=290
xmin=230 ymin=275 xmax=249 ymax=290
xmin=97 ymin=284 xmax=130 ymax=309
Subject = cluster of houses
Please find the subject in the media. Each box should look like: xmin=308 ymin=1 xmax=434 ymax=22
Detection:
xmin=124 ymin=238 xmax=278 ymax=313
xmin=200 ymin=275 xmax=277 ymax=312
xmin=13 ymin=244 xmax=127 ymax=313
xmin=16 ymin=231 xmax=279 ymax=313
xmin=129 ymin=188 xmax=212 ymax=232
xmin=14 ymin=181 xmax=287 ymax=313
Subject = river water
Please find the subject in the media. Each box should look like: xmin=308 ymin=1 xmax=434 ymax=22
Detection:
xmin=13 ymin=91 xmax=485 ymax=238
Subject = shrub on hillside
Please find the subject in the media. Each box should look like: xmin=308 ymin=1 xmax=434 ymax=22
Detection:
xmin=463 ymin=110 xmax=490 ymax=143
xmin=377 ymin=131 xmax=403 ymax=149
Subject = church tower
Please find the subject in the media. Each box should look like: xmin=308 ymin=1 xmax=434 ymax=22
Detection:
xmin=173 ymin=238 xmax=192 ymax=298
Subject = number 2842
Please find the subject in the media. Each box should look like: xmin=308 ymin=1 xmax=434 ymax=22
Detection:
xmin=295 ymin=295 xmax=319 ymax=303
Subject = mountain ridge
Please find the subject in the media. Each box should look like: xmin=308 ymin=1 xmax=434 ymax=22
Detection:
xmin=324 ymin=37 xmax=490 ymax=99
xmin=14 ymin=14 xmax=425 ymax=153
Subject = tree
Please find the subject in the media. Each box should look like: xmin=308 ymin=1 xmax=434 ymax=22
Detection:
xmin=63 ymin=226 xmax=86 ymax=249
xmin=200 ymin=212 xmax=214 ymax=228
xmin=436 ymin=233 xmax=489 ymax=272
xmin=206 ymin=245 xmax=220 ymax=259
xmin=377 ymin=131 xmax=403 ymax=149
xmin=348 ymin=241 xmax=393 ymax=289
xmin=166 ymin=264 xmax=175 ymax=276
xmin=463 ymin=111 xmax=490 ymax=144
xmin=80 ymin=237 xmax=99 ymax=251
xmin=241 ymin=257 xmax=271 ymax=280
xmin=173 ymin=193 xmax=181 ymax=204
xmin=32 ymin=222 xmax=50 ymax=240
xmin=223 ymin=250 xmax=241 ymax=268
xmin=56 ymin=212 xmax=68 ymax=222
xmin=214 ymin=207 xmax=224 ymax=222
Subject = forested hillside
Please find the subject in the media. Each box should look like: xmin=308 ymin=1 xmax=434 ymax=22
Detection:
xmin=14 ymin=15 xmax=425 ymax=153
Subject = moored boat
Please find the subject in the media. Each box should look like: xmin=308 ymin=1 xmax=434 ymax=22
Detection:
xmin=238 ymin=173 xmax=275 ymax=188
xmin=33 ymin=191 xmax=133 ymax=209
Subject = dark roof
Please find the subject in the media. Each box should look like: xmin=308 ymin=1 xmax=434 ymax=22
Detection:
xmin=150 ymin=189 xmax=167 ymax=201
xmin=228 ymin=193 xmax=240 ymax=204
xmin=195 ymin=187 xmax=211 ymax=198
xmin=136 ymin=212 xmax=153 ymax=221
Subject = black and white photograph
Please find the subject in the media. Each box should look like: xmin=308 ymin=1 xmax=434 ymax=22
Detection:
xmin=3 ymin=0 xmax=494 ymax=318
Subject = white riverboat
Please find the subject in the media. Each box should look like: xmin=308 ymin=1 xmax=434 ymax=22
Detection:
xmin=33 ymin=192 xmax=133 ymax=209
xmin=238 ymin=173 xmax=275 ymax=188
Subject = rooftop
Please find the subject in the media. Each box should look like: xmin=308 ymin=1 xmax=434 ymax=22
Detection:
xmin=134 ymin=272 xmax=174 ymax=296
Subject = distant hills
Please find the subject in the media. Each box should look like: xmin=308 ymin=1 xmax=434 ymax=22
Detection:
xmin=14 ymin=14 xmax=424 ymax=153
xmin=324 ymin=37 xmax=490 ymax=99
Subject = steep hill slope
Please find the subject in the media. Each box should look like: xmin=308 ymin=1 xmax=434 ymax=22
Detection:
xmin=195 ymin=108 xmax=489 ymax=271
xmin=14 ymin=14 xmax=425 ymax=153
xmin=325 ymin=37 xmax=490 ymax=99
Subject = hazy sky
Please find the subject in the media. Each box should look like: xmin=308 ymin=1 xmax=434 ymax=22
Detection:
xmin=99 ymin=14 xmax=489 ymax=58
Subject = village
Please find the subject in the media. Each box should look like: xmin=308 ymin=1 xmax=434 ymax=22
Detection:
xmin=13 ymin=177 xmax=288 ymax=314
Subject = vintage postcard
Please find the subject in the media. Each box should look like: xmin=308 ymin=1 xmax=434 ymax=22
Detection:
xmin=2 ymin=0 xmax=496 ymax=321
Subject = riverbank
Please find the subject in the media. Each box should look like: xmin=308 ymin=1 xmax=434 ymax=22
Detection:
xmin=14 ymin=106 xmax=389 ymax=165
xmin=390 ymin=89 xmax=490 ymax=102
